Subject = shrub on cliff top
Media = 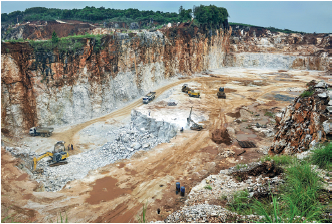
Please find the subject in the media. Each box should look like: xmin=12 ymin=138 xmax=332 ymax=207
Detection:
xmin=299 ymin=90 xmax=314 ymax=98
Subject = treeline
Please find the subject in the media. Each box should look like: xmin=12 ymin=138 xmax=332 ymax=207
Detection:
xmin=1 ymin=5 xmax=229 ymax=27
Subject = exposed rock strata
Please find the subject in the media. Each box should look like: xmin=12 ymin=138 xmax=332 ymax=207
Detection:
xmin=270 ymin=81 xmax=330 ymax=155
xmin=1 ymin=27 xmax=231 ymax=135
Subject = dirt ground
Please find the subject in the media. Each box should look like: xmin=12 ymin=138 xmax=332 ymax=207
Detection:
xmin=1 ymin=68 xmax=329 ymax=222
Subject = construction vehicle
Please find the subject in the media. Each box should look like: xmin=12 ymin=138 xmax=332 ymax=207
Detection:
xmin=182 ymin=84 xmax=192 ymax=93
xmin=33 ymin=141 xmax=69 ymax=170
xmin=188 ymin=90 xmax=200 ymax=98
xmin=187 ymin=107 xmax=203 ymax=131
xmin=29 ymin=127 xmax=54 ymax=137
xmin=217 ymin=87 xmax=226 ymax=99
xmin=143 ymin=92 xmax=156 ymax=104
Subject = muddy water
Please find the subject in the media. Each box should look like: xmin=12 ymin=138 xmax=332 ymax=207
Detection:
xmin=86 ymin=176 xmax=132 ymax=205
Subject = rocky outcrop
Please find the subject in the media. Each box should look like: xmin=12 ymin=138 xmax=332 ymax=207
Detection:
xmin=270 ymin=81 xmax=331 ymax=155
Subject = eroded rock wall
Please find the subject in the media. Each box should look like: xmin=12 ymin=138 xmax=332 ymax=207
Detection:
xmin=225 ymin=25 xmax=331 ymax=71
xmin=1 ymin=27 xmax=231 ymax=135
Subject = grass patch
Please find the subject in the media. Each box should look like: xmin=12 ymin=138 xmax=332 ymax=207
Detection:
xmin=264 ymin=111 xmax=275 ymax=118
xmin=229 ymin=154 xmax=328 ymax=222
xmin=137 ymin=201 xmax=148 ymax=223
xmin=273 ymin=155 xmax=294 ymax=166
xmin=227 ymin=190 xmax=256 ymax=215
xmin=236 ymin=163 xmax=247 ymax=170
xmin=56 ymin=212 xmax=68 ymax=223
xmin=204 ymin=185 xmax=212 ymax=190
xmin=310 ymin=143 xmax=331 ymax=170
xmin=300 ymin=90 xmax=314 ymax=98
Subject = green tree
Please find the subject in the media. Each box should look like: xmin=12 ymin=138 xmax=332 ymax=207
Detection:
xmin=52 ymin=31 xmax=59 ymax=44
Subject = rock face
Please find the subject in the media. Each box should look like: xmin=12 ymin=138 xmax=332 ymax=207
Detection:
xmin=1 ymin=27 xmax=231 ymax=135
xmin=227 ymin=25 xmax=331 ymax=71
xmin=270 ymin=82 xmax=330 ymax=155
xmin=1 ymin=23 xmax=330 ymax=135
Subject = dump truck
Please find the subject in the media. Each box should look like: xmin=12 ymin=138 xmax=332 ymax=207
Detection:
xmin=217 ymin=87 xmax=226 ymax=99
xmin=187 ymin=107 xmax=203 ymax=131
xmin=33 ymin=141 xmax=69 ymax=170
xmin=29 ymin=127 xmax=54 ymax=137
xmin=142 ymin=92 xmax=156 ymax=104
xmin=188 ymin=90 xmax=200 ymax=98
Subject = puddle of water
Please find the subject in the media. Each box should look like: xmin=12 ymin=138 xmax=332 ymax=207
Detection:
xmin=287 ymin=91 xmax=301 ymax=96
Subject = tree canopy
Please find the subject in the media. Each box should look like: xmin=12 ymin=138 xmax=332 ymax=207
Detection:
xmin=1 ymin=5 xmax=229 ymax=29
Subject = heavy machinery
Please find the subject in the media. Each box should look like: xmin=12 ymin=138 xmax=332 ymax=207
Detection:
xmin=182 ymin=84 xmax=190 ymax=92
xmin=33 ymin=141 xmax=69 ymax=170
xmin=188 ymin=90 xmax=200 ymax=98
xmin=29 ymin=127 xmax=54 ymax=137
xmin=217 ymin=87 xmax=226 ymax=99
xmin=143 ymin=92 xmax=156 ymax=104
xmin=187 ymin=107 xmax=203 ymax=131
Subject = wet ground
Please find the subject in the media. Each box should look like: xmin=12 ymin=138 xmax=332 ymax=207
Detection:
xmin=1 ymin=68 xmax=328 ymax=223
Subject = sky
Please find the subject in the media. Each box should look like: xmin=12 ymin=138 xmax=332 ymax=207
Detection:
xmin=1 ymin=1 xmax=331 ymax=33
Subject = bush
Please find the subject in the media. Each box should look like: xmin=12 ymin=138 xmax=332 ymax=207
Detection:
xmin=310 ymin=143 xmax=331 ymax=170
xmin=204 ymin=185 xmax=212 ymax=190
xmin=300 ymin=90 xmax=314 ymax=98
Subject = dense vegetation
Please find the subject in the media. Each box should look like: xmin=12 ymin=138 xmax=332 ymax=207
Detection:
xmin=227 ymin=143 xmax=331 ymax=222
xmin=1 ymin=5 xmax=229 ymax=27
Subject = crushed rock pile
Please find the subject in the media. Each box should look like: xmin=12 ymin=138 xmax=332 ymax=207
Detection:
xmin=270 ymin=80 xmax=331 ymax=154
xmin=163 ymin=204 xmax=263 ymax=223
xmin=6 ymin=110 xmax=177 ymax=192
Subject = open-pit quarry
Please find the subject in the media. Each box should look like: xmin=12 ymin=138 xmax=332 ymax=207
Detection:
xmin=1 ymin=22 xmax=331 ymax=222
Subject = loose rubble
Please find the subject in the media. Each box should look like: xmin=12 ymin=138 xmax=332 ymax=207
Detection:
xmin=270 ymin=80 xmax=331 ymax=154
xmin=6 ymin=110 xmax=177 ymax=192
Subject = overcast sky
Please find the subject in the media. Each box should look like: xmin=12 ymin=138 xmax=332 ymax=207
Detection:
xmin=1 ymin=1 xmax=331 ymax=33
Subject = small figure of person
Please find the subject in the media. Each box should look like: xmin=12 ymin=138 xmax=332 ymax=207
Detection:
xmin=67 ymin=145 xmax=70 ymax=151
xmin=180 ymin=127 xmax=184 ymax=132
xmin=71 ymin=144 xmax=73 ymax=151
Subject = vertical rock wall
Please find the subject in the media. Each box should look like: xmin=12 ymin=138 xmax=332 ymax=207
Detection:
xmin=1 ymin=27 xmax=232 ymax=135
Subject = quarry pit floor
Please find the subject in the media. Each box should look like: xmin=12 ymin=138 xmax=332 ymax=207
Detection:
xmin=1 ymin=68 xmax=330 ymax=223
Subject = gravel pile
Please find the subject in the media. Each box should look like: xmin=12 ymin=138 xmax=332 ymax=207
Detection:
xmin=164 ymin=204 xmax=263 ymax=223
xmin=184 ymin=162 xmax=285 ymax=206
xmin=7 ymin=110 xmax=177 ymax=192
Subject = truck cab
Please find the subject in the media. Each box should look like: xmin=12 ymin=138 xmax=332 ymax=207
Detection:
xmin=29 ymin=127 xmax=36 ymax=136
xmin=143 ymin=97 xmax=150 ymax=104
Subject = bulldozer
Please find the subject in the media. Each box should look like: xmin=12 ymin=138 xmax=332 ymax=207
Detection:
xmin=217 ymin=87 xmax=226 ymax=99
xmin=188 ymin=90 xmax=200 ymax=98
xmin=33 ymin=141 xmax=69 ymax=170
xmin=187 ymin=107 xmax=203 ymax=131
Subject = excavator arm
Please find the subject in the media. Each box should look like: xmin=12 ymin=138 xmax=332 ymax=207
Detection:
xmin=33 ymin=152 xmax=53 ymax=170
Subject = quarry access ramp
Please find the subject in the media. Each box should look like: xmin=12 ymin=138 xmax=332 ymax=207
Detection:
xmin=50 ymin=79 xmax=192 ymax=153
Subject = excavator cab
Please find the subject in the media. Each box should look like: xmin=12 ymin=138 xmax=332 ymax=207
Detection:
xmin=32 ymin=141 xmax=69 ymax=170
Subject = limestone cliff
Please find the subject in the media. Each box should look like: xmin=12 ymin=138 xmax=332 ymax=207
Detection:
xmin=2 ymin=23 xmax=331 ymax=136
xmin=1 ymin=26 xmax=231 ymax=135
xmin=227 ymin=25 xmax=331 ymax=71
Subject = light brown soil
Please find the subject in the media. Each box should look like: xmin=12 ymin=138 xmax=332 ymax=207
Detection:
xmin=1 ymin=69 xmax=320 ymax=223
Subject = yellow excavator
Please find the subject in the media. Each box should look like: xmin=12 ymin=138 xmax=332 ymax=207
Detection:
xmin=33 ymin=141 xmax=69 ymax=170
